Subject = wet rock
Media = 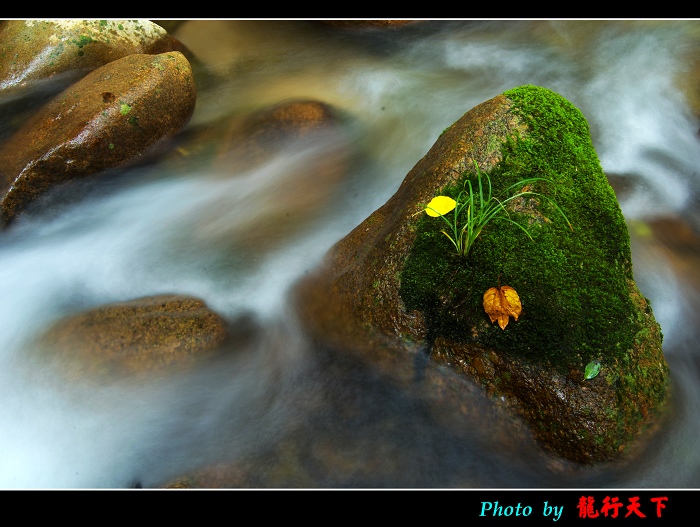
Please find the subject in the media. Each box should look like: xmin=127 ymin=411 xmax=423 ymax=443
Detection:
xmin=168 ymin=98 xmax=347 ymax=171
xmin=293 ymin=85 xmax=670 ymax=464
xmin=159 ymin=349 xmax=548 ymax=488
xmin=0 ymin=20 xmax=188 ymax=98
xmin=168 ymin=98 xmax=351 ymax=255
xmin=0 ymin=51 xmax=197 ymax=226
xmin=35 ymin=294 xmax=228 ymax=377
xmin=214 ymin=98 xmax=348 ymax=172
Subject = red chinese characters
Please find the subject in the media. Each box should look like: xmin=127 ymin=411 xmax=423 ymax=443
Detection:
xmin=577 ymin=496 xmax=668 ymax=519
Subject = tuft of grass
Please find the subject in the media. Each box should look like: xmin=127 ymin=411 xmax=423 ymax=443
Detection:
xmin=420 ymin=161 xmax=572 ymax=259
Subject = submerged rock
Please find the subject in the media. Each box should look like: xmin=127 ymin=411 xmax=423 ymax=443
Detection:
xmin=35 ymin=294 xmax=229 ymax=378
xmin=166 ymin=98 xmax=352 ymax=256
xmin=167 ymin=97 xmax=347 ymax=174
xmin=0 ymin=51 xmax=196 ymax=226
xmin=214 ymin=98 xmax=347 ymax=172
xmin=294 ymin=84 xmax=670 ymax=463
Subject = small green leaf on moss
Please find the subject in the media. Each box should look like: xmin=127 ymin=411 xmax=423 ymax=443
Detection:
xmin=584 ymin=360 xmax=601 ymax=380
xmin=120 ymin=103 xmax=131 ymax=115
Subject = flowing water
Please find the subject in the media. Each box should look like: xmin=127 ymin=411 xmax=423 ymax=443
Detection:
xmin=1 ymin=19 xmax=699 ymax=488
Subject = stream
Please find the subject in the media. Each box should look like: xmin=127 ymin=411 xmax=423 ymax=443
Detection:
xmin=0 ymin=19 xmax=699 ymax=488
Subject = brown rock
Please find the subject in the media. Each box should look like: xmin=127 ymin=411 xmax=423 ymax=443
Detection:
xmin=0 ymin=51 xmax=197 ymax=226
xmin=35 ymin=294 xmax=228 ymax=377
xmin=214 ymin=98 xmax=346 ymax=171
xmin=0 ymin=20 xmax=188 ymax=97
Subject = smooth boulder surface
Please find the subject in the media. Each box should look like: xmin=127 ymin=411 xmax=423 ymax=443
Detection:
xmin=293 ymin=85 xmax=670 ymax=463
xmin=0 ymin=20 xmax=187 ymax=96
xmin=0 ymin=51 xmax=197 ymax=226
xmin=35 ymin=294 xmax=229 ymax=378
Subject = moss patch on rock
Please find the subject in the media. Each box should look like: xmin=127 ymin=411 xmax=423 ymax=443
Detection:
xmin=294 ymin=84 xmax=669 ymax=462
xmin=399 ymin=85 xmax=651 ymax=372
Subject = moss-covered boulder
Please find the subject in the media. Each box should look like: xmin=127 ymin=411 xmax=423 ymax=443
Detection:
xmin=294 ymin=85 xmax=670 ymax=463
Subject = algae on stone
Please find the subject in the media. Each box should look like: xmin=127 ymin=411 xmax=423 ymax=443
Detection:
xmin=397 ymin=85 xmax=669 ymax=461
xmin=401 ymin=85 xmax=649 ymax=370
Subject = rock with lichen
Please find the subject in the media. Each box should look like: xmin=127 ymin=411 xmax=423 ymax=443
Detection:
xmin=0 ymin=51 xmax=196 ymax=226
xmin=0 ymin=20 xmax=188 ymax=99
xmin=293 ymin=84 xmax=670 ymax=463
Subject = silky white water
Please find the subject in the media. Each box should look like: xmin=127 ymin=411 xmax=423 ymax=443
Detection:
xmin=0 ymin=20 xmax=698 ymax=488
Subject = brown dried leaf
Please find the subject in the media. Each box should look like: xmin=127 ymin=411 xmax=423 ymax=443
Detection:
xmin=483 ymin=285 xmax=522 ymax=330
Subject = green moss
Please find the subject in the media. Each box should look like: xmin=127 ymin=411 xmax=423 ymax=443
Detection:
xmin=72 ymin=35 xmax=95 ymax=48
xmin=399 ymin=85 xmax=639 ymax=370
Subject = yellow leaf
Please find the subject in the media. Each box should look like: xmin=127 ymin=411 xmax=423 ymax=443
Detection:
xmin=483 ymin=285 xmax=522 ymax=330
xmin=425 ymin=196 xmax=456 ymax=217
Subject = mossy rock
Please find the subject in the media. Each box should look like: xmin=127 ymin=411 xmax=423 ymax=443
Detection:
xmin=401 ymin=85 xmax=638 ymax=368
xmin=294 ymin=84 xmax=670 ymax=463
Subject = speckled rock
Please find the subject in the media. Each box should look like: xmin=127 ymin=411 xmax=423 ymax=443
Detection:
xmin=35 ymin=294 xmax=229 ymax=377
xmin=292 ymin=85 xmax=670 ymax=463
xmin=0 ymin=20 xmax=188 ymax=97
xmin=0 ymin=51 xmax=196 ymax=226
